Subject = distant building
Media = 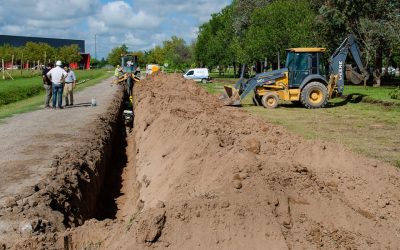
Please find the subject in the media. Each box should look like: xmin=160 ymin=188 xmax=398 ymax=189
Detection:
xmin=0 ymin=35 xmax=85 ymax=52
xmin=0 ymin=35 xmax=90 ymax=69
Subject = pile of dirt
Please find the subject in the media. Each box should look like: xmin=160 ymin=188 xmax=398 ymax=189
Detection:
xmin=0 ymin=87 xmax=125 ymax=249
xmin=57 ymin=73 xmax=400 ymax=249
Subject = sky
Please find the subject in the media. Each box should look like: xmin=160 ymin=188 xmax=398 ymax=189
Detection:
xmin=0 ymin=0 xmax=231 ymax=59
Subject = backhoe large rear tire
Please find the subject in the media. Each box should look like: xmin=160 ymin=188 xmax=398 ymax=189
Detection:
xmin=261 ymin=92 xmax=279 ymax=109
xmin=300 ymin=82 xmax=328 ymax=109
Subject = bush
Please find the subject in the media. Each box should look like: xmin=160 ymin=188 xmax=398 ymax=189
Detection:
xmin=388 ymin=87 xmax=400 ymax=100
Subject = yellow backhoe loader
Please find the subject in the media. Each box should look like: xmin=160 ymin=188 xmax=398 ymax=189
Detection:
xmin=221 ymin=34 xmax=369 ymax=109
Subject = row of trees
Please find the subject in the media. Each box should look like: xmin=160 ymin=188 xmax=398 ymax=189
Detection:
xmin=195 ymin=0 xmax=400 ymax=75
xmin=0 ymin=42 xmax=82 ymax=67
xmin=107 ymin=36 xmax=195 ymax=71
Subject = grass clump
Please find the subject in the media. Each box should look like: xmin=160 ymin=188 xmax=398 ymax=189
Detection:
xmin=389 ymin=87 xmax=400 ymax=100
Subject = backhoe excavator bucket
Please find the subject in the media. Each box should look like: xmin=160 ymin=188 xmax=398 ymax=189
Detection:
xmin=220 ymin=86 xmax=241 ymax=106
xmin=346 ymin=65 xmax=363 ymax=84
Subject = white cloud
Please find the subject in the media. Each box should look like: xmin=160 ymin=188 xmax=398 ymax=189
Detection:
xmin=132 ymin=0 xmax=230 ymax=22
xmin=0 ymin=0 xmax=231 ymax=59
xmin=89 ymin=1 xmax=161 ymax=32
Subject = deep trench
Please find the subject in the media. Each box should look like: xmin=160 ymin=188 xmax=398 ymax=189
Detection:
xmin=92 ymin=97 xmax=132 ymax=221
xmin=94 ymin=121 xmax=128 ymax=220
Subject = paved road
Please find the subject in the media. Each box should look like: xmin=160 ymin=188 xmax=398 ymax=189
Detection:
xmin=0 ymin=77 xmax=118 ymax=206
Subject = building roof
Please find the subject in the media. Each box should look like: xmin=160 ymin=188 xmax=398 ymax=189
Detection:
xmin=0 ymin=35 xmax=85 ymax=52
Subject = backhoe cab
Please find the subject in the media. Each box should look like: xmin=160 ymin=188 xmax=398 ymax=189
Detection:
xmin=222 ymin=34 xmax=369 ymax=109
xmin=118 ymin=53 xmax=140 ymax=97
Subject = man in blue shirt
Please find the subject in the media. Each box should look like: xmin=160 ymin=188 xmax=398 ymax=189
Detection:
xmin=63 ymin=65 xmax=77 ymax=106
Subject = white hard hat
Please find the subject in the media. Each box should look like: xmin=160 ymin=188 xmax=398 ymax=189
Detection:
xmin=56 ymin=60 xmax=62 ymax=66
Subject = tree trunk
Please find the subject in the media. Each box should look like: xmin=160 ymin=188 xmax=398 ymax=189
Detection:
xmin=373 ymin=47 xmax=383 ymax=87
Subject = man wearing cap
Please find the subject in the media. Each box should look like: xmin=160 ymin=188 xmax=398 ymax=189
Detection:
xmin=63 ymin=65 xmax=77 ymax=106
xmin=47 ymin=60 xmax=67 ymax=109
xmin=42 ymin=63 xmax=53 ymax=108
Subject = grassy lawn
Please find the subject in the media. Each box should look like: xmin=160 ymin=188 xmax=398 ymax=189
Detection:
xmin=0 ymin=69 xmax=112 ymax=120
xmin=203 ymin=79 xmax=400 ymax=167
xmin=343 ymin=85 xmax=400 ymax=104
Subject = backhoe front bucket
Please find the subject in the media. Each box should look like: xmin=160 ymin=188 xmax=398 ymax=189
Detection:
xmin=219 ymin=86 xmax=241 ymax=106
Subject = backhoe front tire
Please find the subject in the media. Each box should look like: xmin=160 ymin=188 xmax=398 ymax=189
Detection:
xmin=261 ymin=92 xmax=279 ymax=109
xmin=300 ymin=82 xmax=328 ymax=109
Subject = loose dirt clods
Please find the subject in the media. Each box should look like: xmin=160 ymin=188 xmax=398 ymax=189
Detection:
xmin=2 ymin=74 xmax=400 ymax=249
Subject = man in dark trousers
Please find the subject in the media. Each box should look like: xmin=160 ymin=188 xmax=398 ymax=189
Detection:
xmin=42 ymin=63 xmax=53 ymax=108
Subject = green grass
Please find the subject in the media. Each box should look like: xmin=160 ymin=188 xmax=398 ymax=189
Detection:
xmin=203 ymin=79 xmax=400 ymax=166
xmin=0 ymin=77 xmax=44 ymax=106
xmin=0 ymin=69 xmax=108 ymax=106
xmin=0 ymin=70 xmax=112 ymax=120
xmin=343 ymin=85 xmax=400 ymax=103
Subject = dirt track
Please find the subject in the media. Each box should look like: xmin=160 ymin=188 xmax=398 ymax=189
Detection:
xmin=0 ymin=79 xmax=118 ymax=208
xmin=61 ymin=74 xmax=400 ymax=249
xmin=3 ymin=74 xmax=400 ymax=249
xmin=0 ymin=78 xmax=121 ymax=248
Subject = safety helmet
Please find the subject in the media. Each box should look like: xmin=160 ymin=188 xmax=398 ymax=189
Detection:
xmin=56 ymin=60 xmax=62 ymax=66
xmin=117 ymin=65 xmax=120 ymax=67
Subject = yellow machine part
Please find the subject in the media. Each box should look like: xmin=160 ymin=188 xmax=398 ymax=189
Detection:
xmin=151 ymin=65 xmax=160 ymax=73
xmin=255 ymin=72 xmax=300 ymax=101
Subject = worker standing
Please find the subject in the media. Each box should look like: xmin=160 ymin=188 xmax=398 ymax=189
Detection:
xmin=42 ymin=63 xmax=53 ymax=108
xmin=63 ymin=65 xmax=77 ymax=106
xmin=114 ymin=65 xmax=122 ymax=84
xmin=47 ymin=60 xmax=67 ymax=109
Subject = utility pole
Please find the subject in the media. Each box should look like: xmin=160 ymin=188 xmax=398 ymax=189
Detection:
xmin=95 ymin=34 xmax=97 ymax=59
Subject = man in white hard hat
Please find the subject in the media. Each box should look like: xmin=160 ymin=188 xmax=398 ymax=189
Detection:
xmin=47 ymin=60 xmax=68 ymax=109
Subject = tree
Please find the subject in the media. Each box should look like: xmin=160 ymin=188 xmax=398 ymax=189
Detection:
xmin=195 ymin=4 xmax=238 ymax=72
xmin=107 ymin=44 xmax=129 ymax=66
xmin=315 ymin=0 xmax=400 ymax=80
xmin=145 ymin=46 xmax=165 ymax=65
xmin=162 ymin=36 xmax=193 ymax=70
xmin=232 ymin=0 xmax=271 ymax=37
xmin=244 ymin=0 xmax=316 ymax=66
xmin=57 ymin=45 xmax=82 ymax=65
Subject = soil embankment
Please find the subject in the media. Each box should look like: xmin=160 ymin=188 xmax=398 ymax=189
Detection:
xmin=62 ymin=74 xmax=400 ymax=249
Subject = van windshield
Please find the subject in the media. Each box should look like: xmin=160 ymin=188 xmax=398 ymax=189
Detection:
xmin=186 ymin=70 xmax=194 ymax=76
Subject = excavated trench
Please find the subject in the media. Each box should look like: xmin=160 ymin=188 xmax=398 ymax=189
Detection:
xmin=0 ymin=87 xmax=136 ymax=249
xmin=43 ymin=87 xmax=132 ymax=227
xmin=94 ymin=119 xmax=128 ymax=220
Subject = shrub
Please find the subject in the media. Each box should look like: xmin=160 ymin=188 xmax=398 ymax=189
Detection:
xmin=389 ymin=87 xmax=400 ymax=100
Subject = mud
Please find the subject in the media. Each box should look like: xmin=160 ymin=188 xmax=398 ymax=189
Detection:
xmin=61 ymin=74 xmax=400 ymax=249
xmin=3 ymin=73 xmax=400 ymax=249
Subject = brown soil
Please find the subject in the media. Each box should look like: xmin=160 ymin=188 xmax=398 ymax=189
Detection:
xmin=5 ymin=73 xmax=400 ymax=249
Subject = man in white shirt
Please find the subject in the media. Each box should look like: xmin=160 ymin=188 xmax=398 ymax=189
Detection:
xmin=63 ymin=65 xmax=77 ymax=106
xmin=47 ymin=60 xmax=67 ymax=109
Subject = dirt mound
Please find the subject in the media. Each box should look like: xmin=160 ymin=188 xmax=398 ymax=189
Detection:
xmin=55 ymin=74 xmax=400 ymax=249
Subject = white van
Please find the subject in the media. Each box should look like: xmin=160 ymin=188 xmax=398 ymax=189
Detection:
xmin=183 ymin=68 xmax=209 ymax=83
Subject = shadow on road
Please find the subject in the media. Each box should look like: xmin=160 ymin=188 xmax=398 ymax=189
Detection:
xmin=64 ymin=102 xmax=93 ymax=109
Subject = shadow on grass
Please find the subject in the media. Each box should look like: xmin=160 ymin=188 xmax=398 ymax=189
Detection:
xmin=240 ymin=94 xmax=367 ymax=109
xmin=328 ymin=93 xmax=367 ymax=108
